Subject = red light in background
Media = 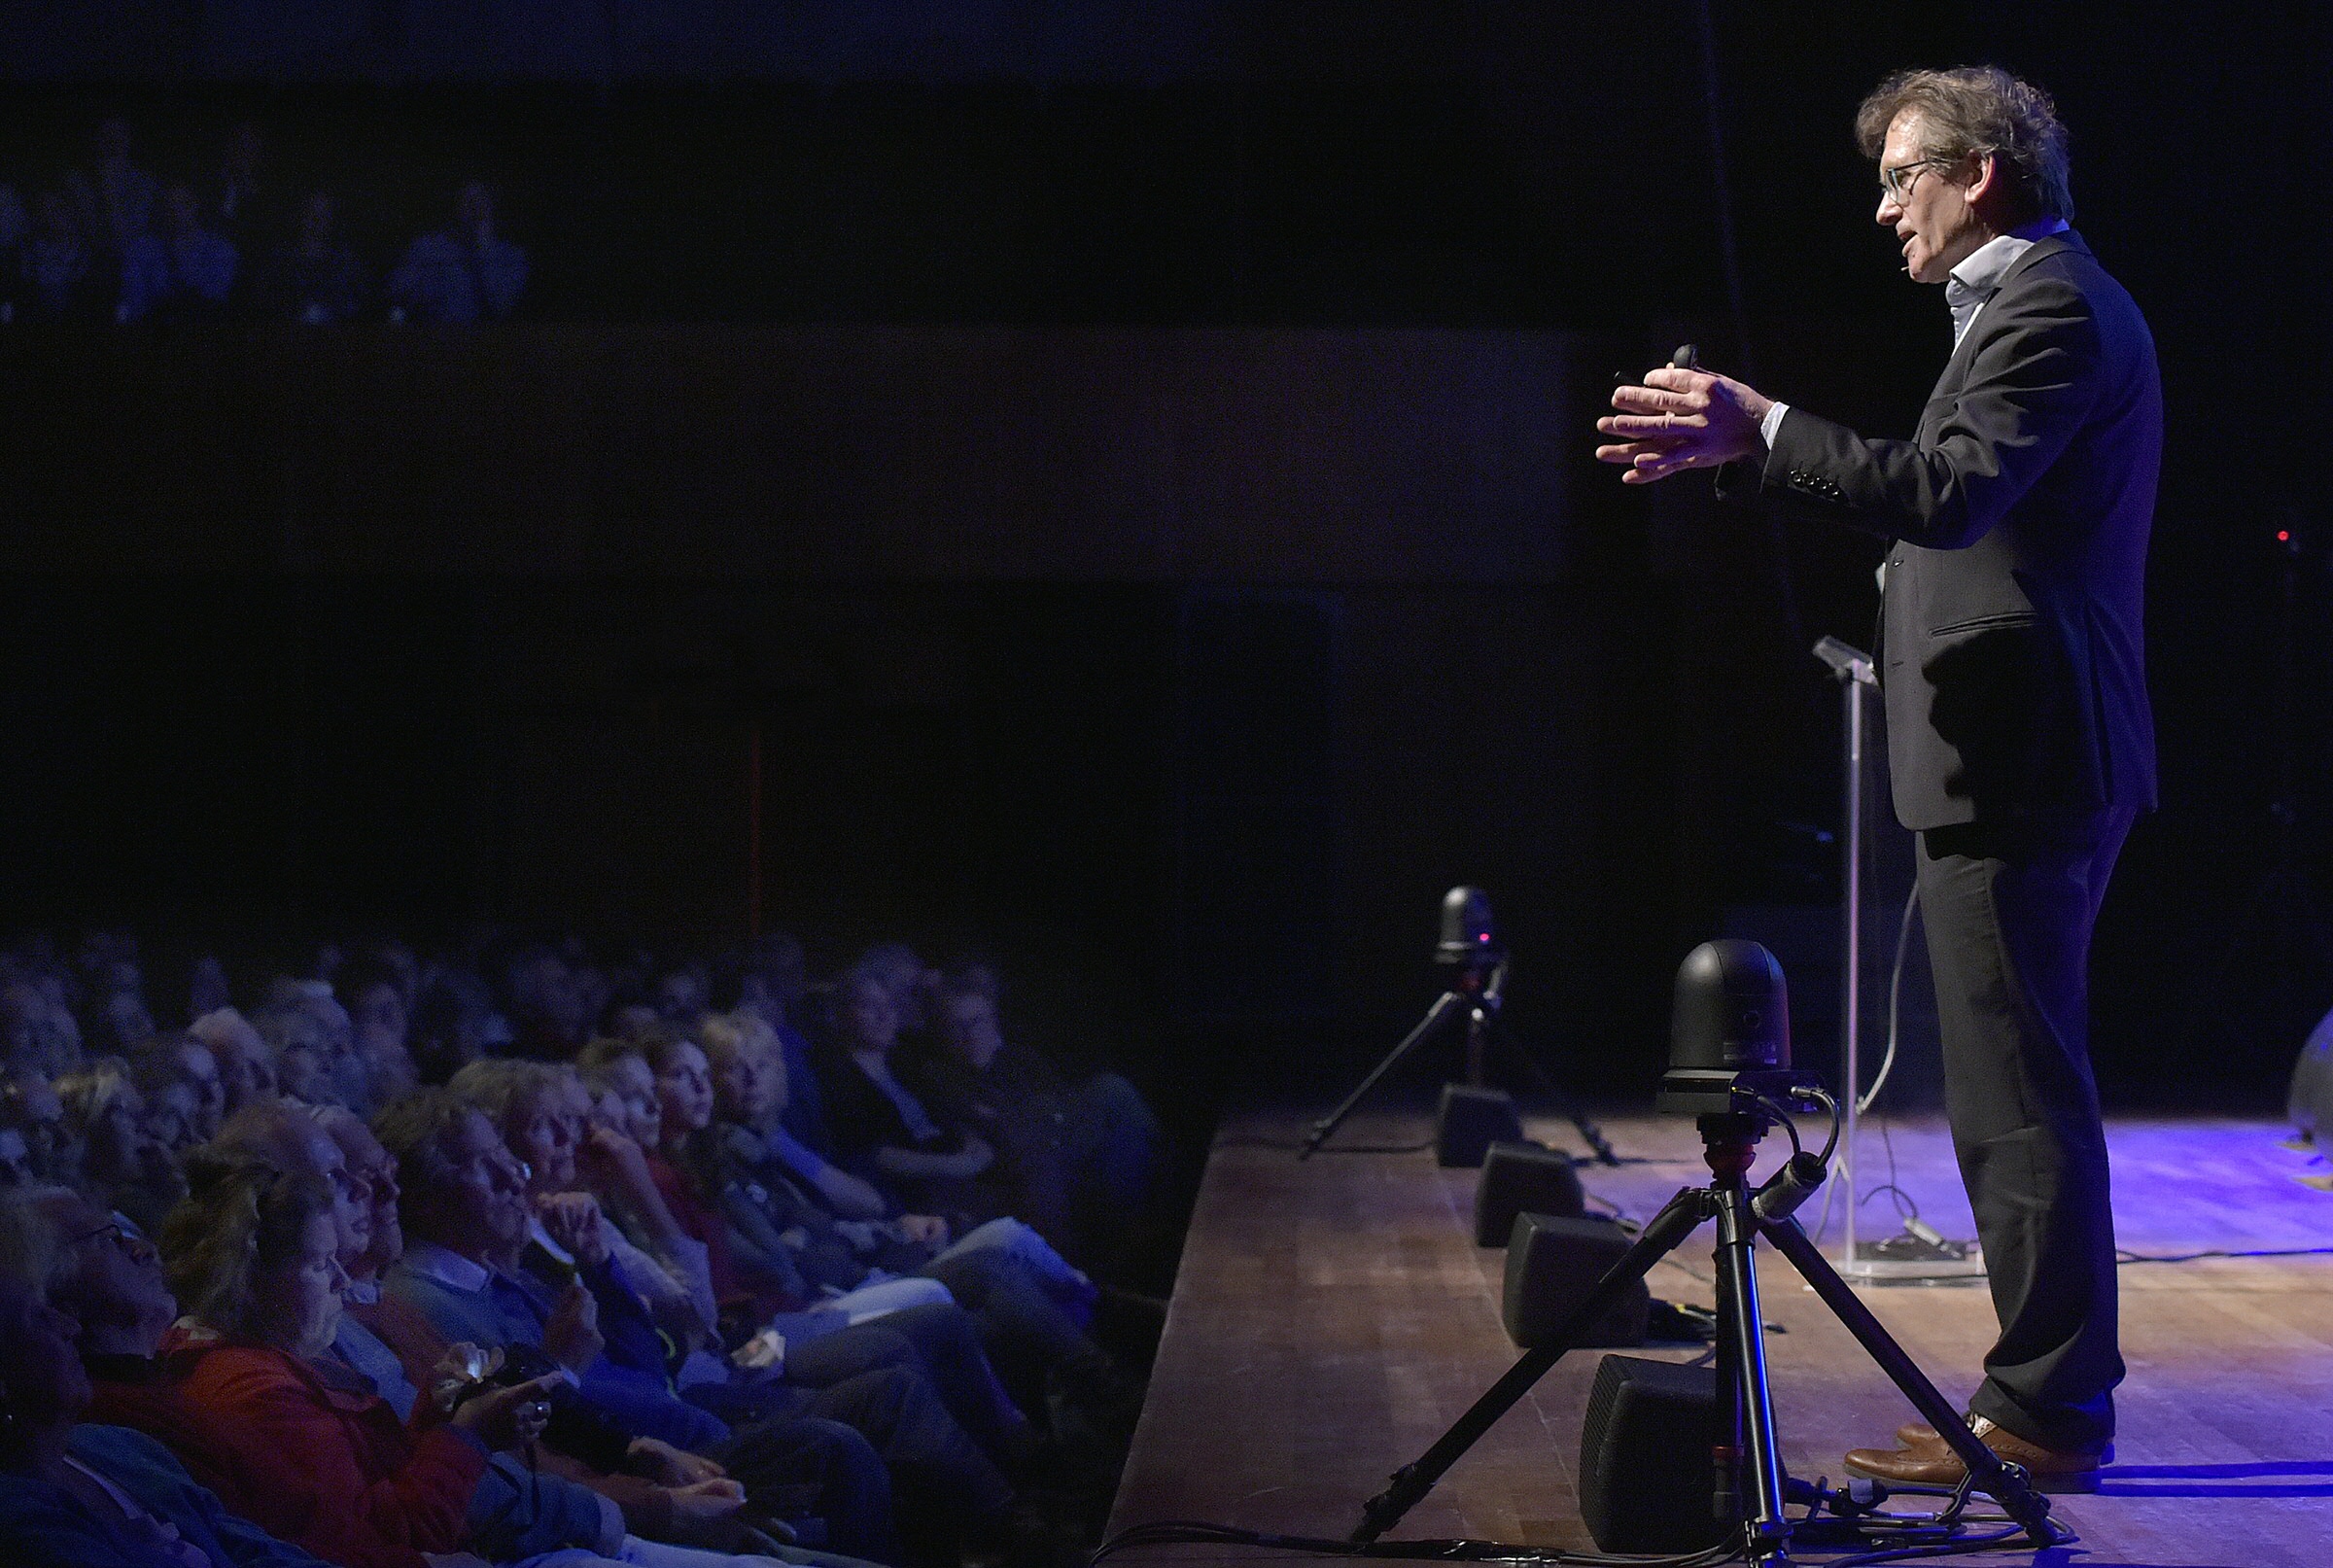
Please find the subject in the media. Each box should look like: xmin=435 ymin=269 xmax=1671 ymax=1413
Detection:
xmin=2279 ymin=530 xmax=2291 ymax=543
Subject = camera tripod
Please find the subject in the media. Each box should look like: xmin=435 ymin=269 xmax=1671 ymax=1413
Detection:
xmin=1347 ymin=1099 xmax=2065 ymax=1566
xmin=1301 ymin=957 xmax=1618 ymax=1164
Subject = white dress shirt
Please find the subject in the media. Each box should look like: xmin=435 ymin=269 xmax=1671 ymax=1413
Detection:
xmin=1758 ymin=215 xmax=2072 ymax=448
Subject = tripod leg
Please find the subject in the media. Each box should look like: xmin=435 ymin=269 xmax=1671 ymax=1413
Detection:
xmin=1713 ymin=1189 xmax=1793 ymax=1564
xmin=1302 ymin=991 xmax=1467 ymax=1158
xmin=1758 ymin=1216 xmax=2065 ymax=1545
xmin=1484 ymin=1020 xmax=1619 ymax=1166
xmin=1350 ymin=1184 xmax=1710 ymax=1543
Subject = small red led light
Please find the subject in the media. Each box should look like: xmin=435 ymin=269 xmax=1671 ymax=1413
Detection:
xmin=2278 ymin=530 xmax=2291 ymax=542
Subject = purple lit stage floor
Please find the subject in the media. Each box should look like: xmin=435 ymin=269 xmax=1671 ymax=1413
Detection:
xmin=1108 ymin=1108 xmax=2333 ymax=1568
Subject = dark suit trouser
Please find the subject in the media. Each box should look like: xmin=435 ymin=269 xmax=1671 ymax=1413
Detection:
xmin=1916 ymin=805 xmax=2135 ymax=1454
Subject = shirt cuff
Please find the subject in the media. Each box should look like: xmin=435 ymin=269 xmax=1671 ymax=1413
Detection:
xmin=1758 ymin=401 xmax=1791 ymax=449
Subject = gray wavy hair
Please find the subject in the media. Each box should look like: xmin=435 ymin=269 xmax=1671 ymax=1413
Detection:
xmin=1856 ymin=66 xmax=2072 ymax=224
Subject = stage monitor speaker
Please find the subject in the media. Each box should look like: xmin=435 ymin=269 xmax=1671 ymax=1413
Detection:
xmin=1578 ymin=1354 xmax=1732 ymax=1553
xmin=2290 ymin=1005 xmax=2333 ymax=1141
xmin=1501 ymin=1212 xmax=1649 ymax=1349
xmin=1474 ymin=1140 xmax=1584 ymax=1245
xmin=1436 ymin=1083 xmax=1523 ymax=1167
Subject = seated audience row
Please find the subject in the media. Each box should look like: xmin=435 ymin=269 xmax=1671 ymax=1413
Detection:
xmin=0 ymin=924 xmax=1167 ymax=1568
xmin=0 ymin=119 xmax=526 ymax=326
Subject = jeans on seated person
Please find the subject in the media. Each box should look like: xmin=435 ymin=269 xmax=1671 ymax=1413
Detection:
xmin=930 ymin=1218 xmax=1096 ymax=1321
xmin=806 ymin=1274 xmax=954 ymax=1324
xmin=581 ymin=1356 xmax=734 ymax=1451
xmin=687 ymin=1308 xmax=1026 ymax=1476
xmin=470 ymin=1449 xmax=626 ymax=1562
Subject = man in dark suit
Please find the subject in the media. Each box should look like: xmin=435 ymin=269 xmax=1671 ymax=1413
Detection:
xmin=1594 ymin=66 xmax=2158 ymax=1490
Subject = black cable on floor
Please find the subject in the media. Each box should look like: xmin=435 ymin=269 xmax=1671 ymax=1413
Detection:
xmin=2117 ymin=1243 xmax=2333 ymax=1264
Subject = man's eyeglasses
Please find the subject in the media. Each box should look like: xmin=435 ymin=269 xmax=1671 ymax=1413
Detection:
xmin=69 ymin=1219 xmax=157 ymax=1264
xmin=1879 ymin=157 xmax=1953 ymax=205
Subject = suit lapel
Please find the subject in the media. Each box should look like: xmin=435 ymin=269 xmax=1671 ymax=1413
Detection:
xmin=1919 ymin=228 xmax=2088 ymax=439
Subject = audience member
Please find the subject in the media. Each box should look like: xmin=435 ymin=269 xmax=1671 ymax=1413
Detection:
xmin=186 ymin=955 xmax=234 ymax=1021
xmin=54 ymin=1059 xmax=186 ymax=1237
xmin=133 ymin=1031 xmax=228 ymax=1145
xmin=157 ymin=1159 xmax=570 ymax=1568
xmin=500 ymin=944 xmax=589 ymax=1060
xmin=0 ymin=1225 xmax=334 ymax=1568
xmin=22 ymin=190 xmax=97 ymax=320
xmin=813 ymin=975 xmax=1014 ymax=1231
xmin=388 ymin=180 xmax=527 ymax=325
xmin=252 ymin=190 xmax=367 ymax=324
xmin=697 ymin=1012 xmax=1133 ymax=1455
xmin=410 ymin=970 xmax=494 ymax=1085
xmin=64 ymin=118 xmax=159 ymax=260
xmin=253 ymin=1000 xmax=338 ymax=1107
xmin=373 ymin=1091 xmax=936 ymax=1562
xmin=0 ymin=984 xmax=45 ymax=1078
xmin=343 ymin=958 xmax=421 ymax=1109
xmin=121 ymin=181 xmax=238 ymax=323
xmin=0 ymin=184 xmax=27 ymax=321
xmin=188 ymin=1008 xmax=280 ymax=1115
xmin=208 ymin=121 xmax=279 ymax=256
xmin=1 ymin=1075 xmax=82 ymax=1188
xmin=0 ymin=920 xmax=1165 ymax=1568
xmin=911 ymin=967 xmax=1161 ymax=1273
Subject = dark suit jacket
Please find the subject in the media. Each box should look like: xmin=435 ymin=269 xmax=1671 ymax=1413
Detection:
xmin=1737 ymin=229 xmax=2160 ymax=831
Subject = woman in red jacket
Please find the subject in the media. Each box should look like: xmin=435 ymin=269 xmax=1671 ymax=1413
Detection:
xmin=157 ymin=1160 xmax=559 ymax=1568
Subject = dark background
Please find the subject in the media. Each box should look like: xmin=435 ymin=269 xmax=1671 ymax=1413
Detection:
xmin=3 ymin=2 xmax=2328 ymax=1111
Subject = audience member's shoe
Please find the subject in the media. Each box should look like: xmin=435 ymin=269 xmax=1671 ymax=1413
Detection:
xmin=1845 ymin=1415 xmax=2107 ymax=1493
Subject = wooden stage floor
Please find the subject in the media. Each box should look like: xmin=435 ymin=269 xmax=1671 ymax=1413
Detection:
xmin=1107 ymin=1106 xmax=2333 ymax=1568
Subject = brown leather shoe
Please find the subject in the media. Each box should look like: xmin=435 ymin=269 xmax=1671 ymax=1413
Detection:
xmin=1845 ymin=1416 xmax=2106 ymax=1494
xmin=1893 ymin=1415 xmax=2112 ymax=1463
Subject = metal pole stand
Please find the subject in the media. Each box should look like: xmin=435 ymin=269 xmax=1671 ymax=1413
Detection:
xmin=1814 ymin=636 xmax=1981 ymax=1284
xmin=1347 ymin=1098 xmax=2064 ymax=1565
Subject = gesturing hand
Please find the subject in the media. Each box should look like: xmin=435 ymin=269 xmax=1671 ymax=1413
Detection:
xmin=664 ymin=1478 xmax=749 ymax=1543
xmin=628 ymin=1435 xmax=728 ymax=1486
xmin=1594 ymin=365 xmax=1774 ymax=484
xmin=580 ymin=1123 xmax=647 ymax=1182
xmin=536 ymin=1191 xmax=612 ymax=1268
xmin=448 ymin=1373 xmax=564 ymax=1451
xmin=543 ymin=1278 xmax=604 ymax=1374
xmin=896 ymin=1213 xmax=949 ymax=1247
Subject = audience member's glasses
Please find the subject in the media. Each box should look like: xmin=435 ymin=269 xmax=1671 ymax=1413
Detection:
xmin=68 ymin=1218 xmax=155 ymax=1262
xmin=1879 ymin=157 xmax=1952 ymax=205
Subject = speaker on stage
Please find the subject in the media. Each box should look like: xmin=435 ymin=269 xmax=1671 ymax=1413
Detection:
xmin=1435 ymin=1082 xmax=1523 ymax=1167
xmin=1578 ymin=1354 xmax=1731 ymax=1552
xmin=1500 ymin=1212 xmax=1648 ymax=1348
xmin=1473 ymin=1140 xmax=1584 ymax=1245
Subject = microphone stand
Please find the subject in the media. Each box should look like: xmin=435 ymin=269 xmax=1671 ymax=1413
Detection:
xmin=1814 ymin=635 xmax=1881 ymax=1279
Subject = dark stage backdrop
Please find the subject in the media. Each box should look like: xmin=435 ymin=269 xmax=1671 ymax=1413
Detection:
xmin=1 ymin=3 xmax=2327 ymax=1106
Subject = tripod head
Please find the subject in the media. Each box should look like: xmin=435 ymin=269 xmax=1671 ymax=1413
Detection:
xmin=1434 ymin=886 xmax=1505 ymax=974
xmin=1657 ymin=939 xmax=1825 ymax=1117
